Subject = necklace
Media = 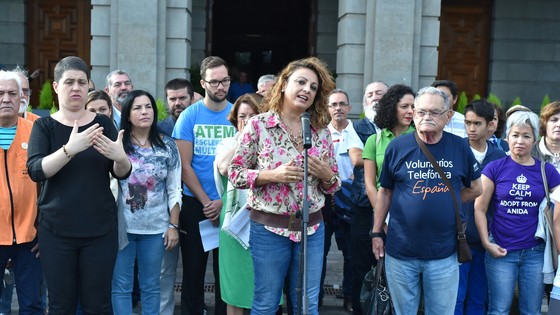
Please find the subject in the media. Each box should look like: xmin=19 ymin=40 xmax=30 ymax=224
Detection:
xmin=280 ymin=115 xmax=303 ymax=147
xmin=131 ymin=133 xmax=149 ymax=146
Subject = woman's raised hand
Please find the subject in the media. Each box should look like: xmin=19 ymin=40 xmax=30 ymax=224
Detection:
xmin=93 ymin=130 xmax=128 ymax=162
xmin=64 ymin=120 xmax=103 ymax=156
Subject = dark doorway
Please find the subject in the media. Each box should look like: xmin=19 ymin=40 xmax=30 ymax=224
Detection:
xmin=211 ymin=0 xmax=314 ymax=88
xmin=438 ymin=0 xmax=492 ymax=101
xmin=26 ymin=0 xmax=91 ymax=107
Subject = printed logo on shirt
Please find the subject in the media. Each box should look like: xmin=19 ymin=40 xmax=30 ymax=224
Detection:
xmin=193 ymin=124 xmax=236 ymax=156
xmin=405 ymin=159 xmax=454 ymax=200
xmin=500 ymin=174 xmax=533 ymax=215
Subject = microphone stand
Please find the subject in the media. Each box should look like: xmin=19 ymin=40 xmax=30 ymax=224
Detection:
xmin=297 ymin=113 xmax=312 ymax=315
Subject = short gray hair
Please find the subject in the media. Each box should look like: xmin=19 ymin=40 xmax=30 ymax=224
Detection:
xmin=506 ymin=110 xmax=540 ymax=141
xmin=106 ymin=70 xmax=132 ymax=88
xmin=0 ymin=70 xmax=22 ymax=96
xmin=415 ymin=86 xmax=449 ymax=110
xmin=257 ymin=74 xmax=276 ymax=89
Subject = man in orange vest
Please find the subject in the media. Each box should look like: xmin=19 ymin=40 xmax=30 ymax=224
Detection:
xmin=0 ymin=70 xmax=43 ymax=314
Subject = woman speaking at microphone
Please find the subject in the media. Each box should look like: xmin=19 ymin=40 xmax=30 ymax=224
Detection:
xmin=228 ymin=57 xmax=340 ymax=315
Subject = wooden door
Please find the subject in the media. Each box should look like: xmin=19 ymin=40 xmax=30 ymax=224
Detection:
xmin=438 ymin=0 xmax=492 ymax=101
xmin=26 ymin=0 xmax=91 ymax=107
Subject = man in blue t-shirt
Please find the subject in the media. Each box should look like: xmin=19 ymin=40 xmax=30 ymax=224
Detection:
xmin=371 ymin=87 xmax=482 ymax=315
xmin=173 ymin=56 xmax=234 ymax=315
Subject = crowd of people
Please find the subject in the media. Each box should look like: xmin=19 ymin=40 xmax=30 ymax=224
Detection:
xmin=2 ymin=52 xmax=560 ymax=315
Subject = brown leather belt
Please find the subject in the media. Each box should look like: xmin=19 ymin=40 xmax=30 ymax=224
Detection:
xmin=250 ymin=209 xmax=323 ymax=231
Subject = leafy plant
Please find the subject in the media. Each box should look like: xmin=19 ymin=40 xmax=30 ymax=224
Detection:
xmin=39 ymin=80 xmax=53 ymax=110
xmin=457 ymin=91 xmax=468 ymax=114
xmin=50 ymin=105 xmax=58 ymax=114
xmin=541 ymin=94 xmax=551 ymax=110
xmin=486 ymin=93 xmax=502 ymax=108
xmin=472 ymin=94 xmax=481 ymax=101
xmin=511 ymin=97 xmax=522 ymax=107
xmin=156 ymin=98 xmax=168 ymax=122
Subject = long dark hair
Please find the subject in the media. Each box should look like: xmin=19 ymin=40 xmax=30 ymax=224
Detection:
xmin=120 ymin=90 xmax=165 ymax=154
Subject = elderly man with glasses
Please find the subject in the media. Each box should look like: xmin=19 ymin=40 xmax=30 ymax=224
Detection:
xmin=371 ymin=87 xmax=482 ymax=315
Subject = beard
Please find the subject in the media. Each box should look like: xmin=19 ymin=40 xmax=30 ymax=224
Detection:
xmin=19 ymin=99 xmax=29 ymax=115
xmin=207 ymin=90 xmax=227 ymax=103
xmin=116 ymin=91 xmax=129 ymax=106
xmin=364 ymin=102 xmax=377 ymax=123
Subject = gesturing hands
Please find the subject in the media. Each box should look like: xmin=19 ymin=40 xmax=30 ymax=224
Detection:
xmin=64 ymin=120 xmax=104 ymax=157
xmin=308 ymin=152 xmax=333 ymax=183
xmin=275 ymin=159 xmax=304 ymax=183
xmin=93 ymin=129 xmax=128 ymax=162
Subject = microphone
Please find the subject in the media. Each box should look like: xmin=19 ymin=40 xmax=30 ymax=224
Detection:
xmin=301 ymin=112 xmax=312 ymax=149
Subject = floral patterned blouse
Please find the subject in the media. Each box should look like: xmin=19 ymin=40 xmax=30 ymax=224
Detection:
xmin=228 ymin=111 xmax=341 ymax=241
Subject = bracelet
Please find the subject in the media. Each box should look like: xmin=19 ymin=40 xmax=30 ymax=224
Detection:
xmin=369 ymin=231 xmax=385 ymax=238
xmin=168 ymin=223 xmax=179 ymax=230
xmin=62 ymin=145 xmax=73 ymax=159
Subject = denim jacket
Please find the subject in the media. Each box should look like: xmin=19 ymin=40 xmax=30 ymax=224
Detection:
xmin=351 ymin=118 xmax=376 ymax=208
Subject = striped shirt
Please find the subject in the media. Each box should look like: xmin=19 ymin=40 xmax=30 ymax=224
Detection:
xmin=0 ymin=126 xmax=17 ymax=150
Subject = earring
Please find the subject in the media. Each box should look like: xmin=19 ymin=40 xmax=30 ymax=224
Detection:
xmin=281 ymin=89 xmax=285 ymax=93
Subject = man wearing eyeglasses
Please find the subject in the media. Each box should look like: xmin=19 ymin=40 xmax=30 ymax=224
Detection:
xmin=371 ymin=87 xmax=482 ymax=315
xmin=432 ymin=80 xmax=467 ymax=138
xmin=320 ymin=89 xmax=355 ymax=312
xmin=12 ymin=69 xmax=40 ymax=122
xmin=172 ymin=56 xmax=234 ymax=315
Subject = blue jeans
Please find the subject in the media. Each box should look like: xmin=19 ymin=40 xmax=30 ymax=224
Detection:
xmin=112 ymin=233 xmax=165 ymax=315
xmin=485 ymin=243 xmax=544 ymax=315
xmin=455 ymin=247 xmax=487 ymax=315
xmin=0 ymin=240 xmax=44 ymax=315
xmin=250 ymin=220 xmax=324 ymax=315
xmin=385 ymin=252 xmax=459 ymax=315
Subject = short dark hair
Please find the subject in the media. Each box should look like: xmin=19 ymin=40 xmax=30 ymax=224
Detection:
xmin=200 ymin=56 xmax=228 ymax=80
xmin=120 ymin=90 xmax=165 ymax=153
xmin=464 ymin=99 xmax=495 ymax=123
xmin=86 ymin=90 xmax=113 ymax=119
xmin=329 ymin=89 xmax=350 ymax=104
xmin=431 ymin=79 xmax=458 ymax=99
xmin=54 ymin=56 xmax=89 ymax=82
xmin=165 ymin=78 xmax=194 ymax=98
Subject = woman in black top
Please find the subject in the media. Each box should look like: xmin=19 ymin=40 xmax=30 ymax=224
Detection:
xmin=27 ymin=56 xmax=131 ymax=315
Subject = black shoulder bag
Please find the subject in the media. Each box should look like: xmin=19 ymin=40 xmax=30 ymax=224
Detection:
xmin=414 ymin=132 xmax=472 ymax=263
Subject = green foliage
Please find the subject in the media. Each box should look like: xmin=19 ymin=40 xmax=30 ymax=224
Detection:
xmin=511 ymin=97 xmax=522 ymax=107
xmin=541 ymin=94 xmax=551 ymax=109
xmin=39 ymin=81 xmax=53 ymax=110
xmin=50 ymin=105 xmax=58 ymax=114
xmin=457 ymin=91 xmax=468 ymax=114
xmin=472 ymin=94 xmax=481 ymax=101
xmin=486 ymin=93 xmax=502 ymax=108
xmin=156 ymin=98 xmax=168 ymax=122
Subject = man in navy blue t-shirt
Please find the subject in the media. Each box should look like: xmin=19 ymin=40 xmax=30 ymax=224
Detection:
xmin=371 ymin=87 xmax=482 ymax=315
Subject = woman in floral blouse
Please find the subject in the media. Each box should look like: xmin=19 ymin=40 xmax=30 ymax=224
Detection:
xmin=228 ymin=57 xmax=340 ymax=315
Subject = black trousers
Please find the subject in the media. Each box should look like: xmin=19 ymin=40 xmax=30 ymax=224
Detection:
xmin=179 ymin=195 xmax=226 ymax=315
xmin=350 ymin=205 xmax=376 ymax=315
xmin=38 ymin=224 xmax=117 ymax=315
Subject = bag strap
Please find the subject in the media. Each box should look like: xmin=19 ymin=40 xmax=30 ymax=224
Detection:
xmin=414 ymin=132 xmax=466 ymax=242
xmin=542 ymin=160 xmax=551 ymax=206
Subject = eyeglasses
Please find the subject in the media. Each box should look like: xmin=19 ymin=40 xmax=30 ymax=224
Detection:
xmin=203 ymin=78 xmax=231 ymax=87
xmin=415 ymin=108 xmax=448 ymax=118
xmin=328 ymin=102 xmax=349 ymax=108
xmin=22 ymin=88 xmax=32 ymax=96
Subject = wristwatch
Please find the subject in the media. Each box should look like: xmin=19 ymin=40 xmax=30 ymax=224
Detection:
xmin=369 ymin=230 xmax=385 ymax=238
xmin=323 ymin=174 xmax=337 ymax=186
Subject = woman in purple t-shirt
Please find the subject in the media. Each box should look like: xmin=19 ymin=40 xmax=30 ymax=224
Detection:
xmin=475 ymin=110 xmax=560 ymax=314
